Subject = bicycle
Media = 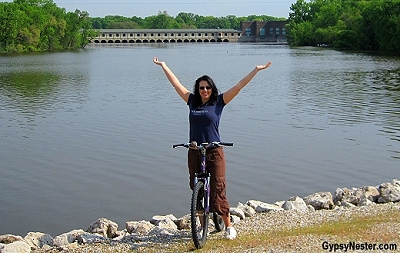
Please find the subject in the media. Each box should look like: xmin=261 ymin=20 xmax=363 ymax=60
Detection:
xmin=173 ymin=141 xmax=234 ymax=249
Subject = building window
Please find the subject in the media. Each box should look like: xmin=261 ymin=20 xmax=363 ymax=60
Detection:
xmin=245 ymin=28 xmax=251 ymax=36
xmin=269 ymin=28 xmax=273 ymax=35
xmin=282 ymin=28 xmax=286 ymax=35
xmin=260 ymin=28 xmax=265 ymax=36
xmin=122 ymin=34 xmax=126 ymax=37
xmin=109 ymin=34 xmax=112 ymax=37
xmin=130 ymin=34 xmax=133 ymax=37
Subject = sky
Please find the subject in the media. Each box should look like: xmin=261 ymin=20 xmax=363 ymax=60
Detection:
xmin=51 ymin=0 xmax=295 ymax=18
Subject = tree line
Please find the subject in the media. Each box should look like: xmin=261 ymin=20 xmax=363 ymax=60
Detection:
xmin=287 ymin=0 xmax=400 ymax=51
xmin=90 ymin=11 xmax=285 ymax=30
xmin=2 ymin=0 xmax=399 ymax=53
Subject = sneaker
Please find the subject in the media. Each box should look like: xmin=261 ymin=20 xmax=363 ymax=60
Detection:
xmin=225 ymin=226 xmax=237 ymax=240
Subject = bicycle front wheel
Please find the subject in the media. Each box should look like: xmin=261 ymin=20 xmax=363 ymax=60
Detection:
xmin=191 ymin=180 xmax=209 ymax=249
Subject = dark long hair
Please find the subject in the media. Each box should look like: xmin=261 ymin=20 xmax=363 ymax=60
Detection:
xmin=193 ymin=75 xmax=219 ymax=107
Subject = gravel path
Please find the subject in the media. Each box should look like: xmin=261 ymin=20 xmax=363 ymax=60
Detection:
xmin=32 ymin=202 xmax=400 ymax=252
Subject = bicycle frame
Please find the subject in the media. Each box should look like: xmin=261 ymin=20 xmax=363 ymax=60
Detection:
xmin=194 ymin=146 xmax=211 ymax=214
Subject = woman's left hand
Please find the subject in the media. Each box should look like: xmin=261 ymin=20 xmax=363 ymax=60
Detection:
xmin=256 ymin=61 xmax=272 ymax=71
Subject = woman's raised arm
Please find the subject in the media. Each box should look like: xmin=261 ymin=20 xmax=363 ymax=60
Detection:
xmin=223 ymin=62 xmax=272 ymax=104
xmin=153 ymin=57 xmax=190 ymax=103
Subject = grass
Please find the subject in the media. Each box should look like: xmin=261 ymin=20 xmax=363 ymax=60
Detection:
xmin=136 ymin=207 xmax=400 ymax=252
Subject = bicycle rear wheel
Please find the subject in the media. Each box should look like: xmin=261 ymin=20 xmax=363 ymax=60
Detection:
xmin=212 ymin=212 xmax=225 ymax=232
xmin=191 ymin=180 xmax=209 ymax=249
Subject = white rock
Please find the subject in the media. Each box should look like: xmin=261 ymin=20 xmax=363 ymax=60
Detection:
xmin=87 ymin=218 xmax=118 ymax=238
xmin=304 ymin=192 xmax=334 ymax=210
xmin=0 ymin=235 xmax=24 ymax=244
xmin=0 ymin=241 xmax=31 ymax=253
xmin=237 ymin=202 xmax=256 ymax=217
xmin=378 ymin=179 xmax=400 ymax=203
xmin=77 ymin=233 xmax=107 ymax=244
xmin=246 ymin=200 xmax=284 ymax=213
xmin=24 ymin=232 xmax=53 ymax=249
xmin=53 ymin=229 xmax=85 ymax=247
xmin=230 ymin=207 xmax=245 ymax=220
xmin=231 ymin=215 xmax=241 ymax=224
xmin=283 ymin=196 xmax=308 ymax=211
xmin=150 ymin=214 xmax=177 ymax=225
xmin=126 ymin=220 xmax=155 ymax=234
xmin=174 ymin=214 xmax=191 ymax=230
xmin=156 ymin=219 xmax=178 ymax=230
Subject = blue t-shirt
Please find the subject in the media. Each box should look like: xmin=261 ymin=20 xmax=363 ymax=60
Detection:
xmin=187 ymin=93 xmax=226 ymax=143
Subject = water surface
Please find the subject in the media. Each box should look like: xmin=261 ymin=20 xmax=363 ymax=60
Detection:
xmin=0 ymin=44 xmax=399 ymax=236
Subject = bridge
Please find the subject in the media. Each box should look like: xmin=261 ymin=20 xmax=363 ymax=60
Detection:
xmin=90 ymin=21 xmax=288 ymax=44
xmin=91 ymin=29 xmax=242 ymax=43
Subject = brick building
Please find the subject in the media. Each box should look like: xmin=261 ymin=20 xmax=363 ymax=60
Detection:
xmin=239 ymin=21 xmax=288 ymax=43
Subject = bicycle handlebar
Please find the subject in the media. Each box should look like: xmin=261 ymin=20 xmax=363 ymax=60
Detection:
xmin=173 ymin=141 xmax=233 ymax=149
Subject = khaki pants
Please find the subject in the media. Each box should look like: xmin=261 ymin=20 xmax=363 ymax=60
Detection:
xmin=188 ymin=147 xmax=230 ymax=216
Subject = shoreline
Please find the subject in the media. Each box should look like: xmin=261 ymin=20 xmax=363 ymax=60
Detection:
xmin=1 ymin=179 xmax=399 ymax=252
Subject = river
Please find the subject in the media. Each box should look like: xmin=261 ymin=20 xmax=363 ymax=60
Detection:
xmin=0 ymin=43 xmax=399 ymax=236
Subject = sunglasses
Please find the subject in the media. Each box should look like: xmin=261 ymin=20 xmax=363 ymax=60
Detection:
xmin=199 ymin=86 xmax=212 ymax=90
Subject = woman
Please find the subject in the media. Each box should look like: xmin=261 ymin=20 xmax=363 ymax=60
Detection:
xmin=153 ymin=57 xmax=272 ymax=240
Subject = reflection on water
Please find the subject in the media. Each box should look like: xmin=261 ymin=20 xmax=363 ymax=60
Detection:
xmin=1 ymin=71 xmax=87 ymax=104
xmin=0 ymin=53 xmax=89 ymax=134
xmin=0 ymin=45 xmax=399 ymax=237
xmin=287 ymin=50 xmax=400 ymax=159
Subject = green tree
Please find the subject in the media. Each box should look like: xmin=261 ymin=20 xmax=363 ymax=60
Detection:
xmin=0 ymin=2 xmax=24 ymax=52
xmin=142 ymin=12 xmax=180 ymax=29
xmin=362 ymin=0 xmax=400 ymax=51
xmin=288 ymin=20 xmax=314 ymax=46
xmin=130 ymin=16 xmax=144 ymax=28
xmin=226 ymin=15 xmax=242 ymax=29
xmin=175 ymin=12 xmax=197 ymax=28
xmin=288 ymin=0 xmax=312 ymax=23
xmin=64 ymin=9 xmax=95 ymax=49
